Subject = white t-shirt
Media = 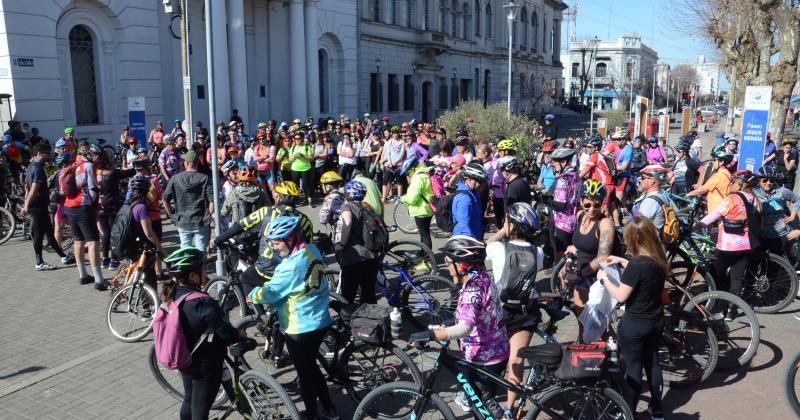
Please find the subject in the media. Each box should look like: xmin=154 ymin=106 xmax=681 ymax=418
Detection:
xmin=244 ymin=147 xmax=256 ymax=168
xmin=485 ymin=240 xmax=544 ymax=285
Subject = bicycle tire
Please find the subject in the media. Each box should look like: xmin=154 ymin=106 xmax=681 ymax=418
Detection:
xmin=784 ymin=350 xmax=800 ymax=418
xmin=204 ymin=277 xmax=248 ymax=325
xmin=238 ymin=370 xmax=301 ymax=419
xmin=352 ymin=380 xmax=457 ymax=420
xmin=342 ymin=342 xmax=423 ymax=404
xmin=385 ymin=240 xmax=437 ymax=278
xmin=668 ymin=260 xmax=716 ymax=306
xmin=106 ymin=282 xmax=158 ymax=342
xmin=680 ymin=290 xmax=760 ymax=370
xmin=743 ymin=252 xmax=798 ymax=314
xmin=392 ymin=202 xmax=419 ymax=234
xmin=400 ymin=275 xmax=458 ymax=331
xmin=660 ymin=314 xmax=719 ymax=388
xmin=549 ymin=258 xmax=566 ymax=294
xmin=524 ymin=384 xmax=635 ymax=420
xmin=0 ymin=206 xmax=15 ymax=244
xmin=148 ymin=344 xmax=228 ymax=408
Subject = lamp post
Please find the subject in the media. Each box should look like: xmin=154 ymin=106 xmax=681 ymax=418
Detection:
xmin=376 ymin=58 xmax=382 ymax=112
xmin=588 ymin=37 xmax=598 ymax=133
xmin=628 ymin=58 xmax=635 ymax=118
xmin=651 ymin=64 xmax=657 ymax=117
xmin=503 ymin=1 xmax=522 ymax=119
xmin=453 ymin=67 xmax=457 ymax=106
xmin=203 ymin=0 xmax=223 ymax=275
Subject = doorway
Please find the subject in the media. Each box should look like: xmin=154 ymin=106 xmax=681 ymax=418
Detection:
xmin=422 ymin=81 xmax=432 ymax=122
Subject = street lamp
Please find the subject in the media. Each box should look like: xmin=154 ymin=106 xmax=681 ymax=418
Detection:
xmin=628 ymin=57 xmax=635 ymax=118
xmin=503 ymin=0 xmax=522 ymax=119
xmin=588 ymin=37 xmax=599 ymax=133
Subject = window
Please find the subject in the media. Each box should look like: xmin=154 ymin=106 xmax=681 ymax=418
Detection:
xmin=462 ymin=3 xmax=470 ymax=39
xmin=197 ymin=85 xmax=206 ymax=99
xmin=531 ymin=11 xmax=538 ymax=52
xmin=439 ymin=0 xmax=445 ymax=32
xmin=388 ymin=74 xmax=399 ymax=111
xmin=571 ymin=63 xmax=579 ymax=77
xmin=460 ymin=79 xmax=470 ymax=102
xmin=439 ymin=77 xmax=448 ymax=110
xmin=474 ymin=0 xmax=481 ymax=36
xmin=474 ymin=67 xmax=480 ymax=97
xmin=423 ymin=0 xmax=430 ymax=29
xmin=450 ymin=77 xmax=458 ymax=108
xmin=485 ymin=4 xmax=492 ymax=39
xmin=69 ymin=25 xmax=99 ymax=125
xmin=626 ymin=61 xmax=633 ymax=79
xmin=551 ymin=21 xmax=556 ymax=58
xmin=596 ymin=63 xmax=607 ymax=78
xmin=451 ymin=0 xmax=457 ymax=37
xmin=392 ymin=0 xmax=398 ymax=24
xmin=542 ymin=16 xmax=547 ymax=53
xmin=370 ymin=73 xmax=382 ymax=112
xmin=372 ymin=0 xmax=381 ymax=21
xmin=404 ymin=75 xmax=414 ymax=111
xmin=408 ymin=0 xmax=416 ymax=28
xmin=318 ymin=49 xmax=329 ymax=113
xmin=520 ymin=8 xmax=528 ymax=50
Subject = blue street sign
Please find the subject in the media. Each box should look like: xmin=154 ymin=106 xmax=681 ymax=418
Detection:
xmin=128 ymin=97 xmax=147 ymax=150
xmin=738 ymin=87 xmax=772 ymax=172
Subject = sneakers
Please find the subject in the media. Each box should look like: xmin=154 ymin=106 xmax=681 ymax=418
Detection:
xmin=94 ymin=281 xmax=108 ymax=292
xmin=454 ymin=391 xmax=471 ymax=412
xmin=318 ymin=407 xmax=340 ymax=420
xmin=108 ymin=259 xmax=120 ymax=271
xmin=503 ymin=409 xmax=513 ymax=420
xmin=79 ymin=275 xmax=95 ymax=285
xmin=61 ymin=254 xmax=75 ymax=265
xmin=141 ymin=308 xmax=152 ymax=321
xmin=35 ymin=262 xmax=57 ymax=271
xmin=647 ymin=408 xmax=665 ymax=420
xmin=101 ymin=258 xmax=110 ymax=269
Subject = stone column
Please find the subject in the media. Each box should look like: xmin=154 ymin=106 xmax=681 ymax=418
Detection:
xmin=304 ymin=0 xmax=320 ymax=119
xmin=227 ymin=0 xmax=249 ymax=126
xmin=290 ymin=0 xmax=308 ymax=118
xmin=211 ymin=0 xmax=231 ymax=124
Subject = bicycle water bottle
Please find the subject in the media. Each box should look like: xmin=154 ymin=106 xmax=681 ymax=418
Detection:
xmin=607 ymin=337 xmax=619 ymax=373
xmin=390 ymin=307 xmax=402 ymax=339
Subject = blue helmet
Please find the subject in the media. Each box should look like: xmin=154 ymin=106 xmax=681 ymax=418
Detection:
xmin=267 ymin=216 xmax=301 ymax=240
xmin=648 ymin=135 xmax=659 ymax=143
xmin=55 ymin=139 xmax=67 ymax=148
xmin=55 ymin=153 xmax=72 ymax=165
xmin=545 ymin=114 xmax=555 ymax=121
xmin=344 ymin=180 xmax=367 ymax=201
xmin=3 ymin=134 xmax=11 ymax=143
xmin=399 ymin=155 xmax=417 ymax=176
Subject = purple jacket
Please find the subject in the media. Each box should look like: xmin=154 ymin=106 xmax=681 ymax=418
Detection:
xmin=408 ymin=141 xmax=429 ymax=162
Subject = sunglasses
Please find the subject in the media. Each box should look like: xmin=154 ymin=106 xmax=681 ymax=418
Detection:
xmin=760 ymin=179 xmax=774 ymax=184
xmin=582 ymin=202 xmax=602 ymax=209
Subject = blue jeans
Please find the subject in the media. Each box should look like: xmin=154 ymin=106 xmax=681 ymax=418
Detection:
xmin=178 ymin=226 xmax=210 ymax=251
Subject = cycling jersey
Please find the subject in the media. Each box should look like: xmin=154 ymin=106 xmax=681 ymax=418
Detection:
xmin=585 ymin=153 xmax=613 ymax=186
xmin=702 ymin=191 xmax=758 ymax=252
xmin=551 ymin=168 xmax=580 ymax=234
xmin=454 ymin=269 xmax=509 ymax=365
xmin=237 ymin=205 xmax=314 ymax=278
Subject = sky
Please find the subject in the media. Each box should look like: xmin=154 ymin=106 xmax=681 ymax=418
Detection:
xmin=562 ymin=0 xmax=731 ymax=90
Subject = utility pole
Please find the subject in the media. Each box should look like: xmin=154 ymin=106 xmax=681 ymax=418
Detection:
xmin=204 ymin=0 xmax=224 ymax=276
xmin=651 ymin=64 xmax=656 ymax=115
xmin=588 ymin=37 xmax=598 ymax=133
xmin=504 ymin=1 xmax=521 ymax=119
xmin=179 ymin=0 xmax=192 ymax=142
xmin=628 ymin=58 xmax=635 ymax=118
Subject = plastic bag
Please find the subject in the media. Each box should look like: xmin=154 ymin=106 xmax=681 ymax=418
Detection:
xmin=578 ymin=263 xmax=620 ymax=343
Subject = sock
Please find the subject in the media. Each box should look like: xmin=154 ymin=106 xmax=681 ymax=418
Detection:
xmin=92 ymin=266 xmax=105 ymax=284
xmin=77 ymin=263 xmax=88 ymax=278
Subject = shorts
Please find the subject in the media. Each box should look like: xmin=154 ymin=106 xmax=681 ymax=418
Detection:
xmin=382 ymin=166 xmax=399 ymax=185
xmin=64 ymin=205 xmax=99 ymax=242
xmin=152 ymin=219 xmax=163 ymax=240
xmin=54 ymin=203 xmax=66 ymax=222
xmin=502 ymin=306 xmax=542 ymax=333
xmin=550 ymin=227 xmax=572 ymax=253
xmin=614 ymin=175 xmax=628 ymax=193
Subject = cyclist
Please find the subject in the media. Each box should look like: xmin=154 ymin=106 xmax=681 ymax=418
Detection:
xmin=700 ymin=169 xmax=761 ymax=319
xmin=499 ymin=156 xmax=529 ymax=211
xmin=632 ymin=166 xmax=671 ymax=230
xmin=221 ymin=167 xmax=270 ymax=232
xmin=612 ymin=133 xmax=633 ymax=203
xmin=776 ymin=138 xmax=798 ymax=191
xmin=335 ymin=180 xmax=381 ymax=305
xmin=687 ymin=149 xmax=734 ymax=214
xmin=318 ymin=170 xmax=345 ymax=229
xmin=353 ymin=169 xmax=384 ymax=217
xmin=724 ymin=138 xmax=740 ymax=170
xmin=95 ymin=146 xmax=136 ymax=271
xmin=755 ymin=165 xmax=800 ymax=256
xmin=160 ymin=246 xmax=242 ymax=420
xmin=496 ymin=138 xmax=516 ymax=158
xmin=64 ymin=143 xmax=104 ymax=288
xmin=247 ymin=216 xmax=337 ymax=420
xmin=670 ymin=140 xmax=700 ymax=195
xmin=645 ymin=136 xmax=667 ymax=166
xmin=400 ymin=158 xmax=435 ymax=249
xmin=549 ymin=148 xmax=580 ymax=261
xmin=579 ymin=135 xmax=614 ymax=213
xmin=410 ymin=235 xmax=509 ymax=414
xmin=126 ymin=176 xmax=163 ymax=293
xmin=381 ymin=126 xmax=406 ymax=203
xmin=452 ymin=162 xmax=487 ymax=240
xmin=158 ymin=135 xmax=183 ymax=181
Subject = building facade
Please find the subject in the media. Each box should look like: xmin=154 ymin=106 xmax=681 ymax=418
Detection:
xmin=695 ymin=54 xmax=721 ymax=97
xmin=564 ymin=35 xmax=658 ymax=111
xmin=0 ymin=0 xmax=565 ymax=143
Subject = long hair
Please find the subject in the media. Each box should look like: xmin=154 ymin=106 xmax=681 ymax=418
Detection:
xmin=731 ymin=177 xmax=762 ymax=212
xmin=623 ymin=215 xmax=669 ymax=275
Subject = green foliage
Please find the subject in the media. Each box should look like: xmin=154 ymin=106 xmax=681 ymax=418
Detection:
xmin=599 ymin=109 xmax=629 ymax=133
xmin=436 ymin=100 xmax=544 ymax=162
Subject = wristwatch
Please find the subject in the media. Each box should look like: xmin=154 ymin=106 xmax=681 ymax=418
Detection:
xmin=600 ymin=278 xmax=605 ymax=286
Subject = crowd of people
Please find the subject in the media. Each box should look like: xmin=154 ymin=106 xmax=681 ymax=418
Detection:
xmin=7 ymin=110 xmax=800 ymax=420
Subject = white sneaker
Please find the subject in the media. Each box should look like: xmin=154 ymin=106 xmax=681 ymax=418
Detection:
xmin=453 ymin=391 xmax=470 ymax=412
xmin=35 ymin=262 xmax=57 ymax=271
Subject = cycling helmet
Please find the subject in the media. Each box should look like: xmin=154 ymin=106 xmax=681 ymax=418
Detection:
xmin=221 ymin=159 xmax=238 ymax=174
xmin=710 ymin=144 xmax=725 ymax=155
xmin=274 ymin=181 xmax=300 ymax=197
xmin=545 ymin=114 xmax=556 ymax=121
xmin=390 ymin=125 xmax=401 ymax=133
xmin=434 ymin=165 xmax=448 ymax=177
xmin=758 ymin=165 xmax=778 ymax=180
xmin=550 ymin=148 xmax=576 ymax=161
xmin=456 ymin=135 xmax=470 ymax=146
xmin=587 ymin=135 xmax=603 ymax=147
xmin=267 ymin=216 xmax=301 ymax=240
xmin=647 ymin=135 xmax=659 ymax=143
xmin=54 ymin=153 xmax=72 ymax=165
xmin=506 ymin=202 xmax=540 ymax=237
xmin=712 ymin=149 xmax=735 ymax=163
xmin=55 ymin=139 xmax=67 ymax=148
xmin=164 ymin=246 xmax=205 ymax=275
xmin=399 ymin=155 xmax=418 ymax=176
xmin=733 ymin=169 xmax=758 ymax=187
xmin=497 ymin=139 xmax=515 ymax=151
xmin=132 ymin=158 xmax=149 ymax=170
xmin=498 ymin=156 xmax=522 ymax=174
xmin=320 ymin=171 xmax=344 ymax=185
xmin=726 ymin=138 xmax=739 ymax=146
xmin=581 ymin=179 xmax=607 ymax=201
xmin=674 ymin=141 xmax=691 ymax=152
xmin=164 ymin=135 xmax=175 ymax=145
xmin=344 ymin=180 xmax=367 ymax=201
xmin=64 ymin=127 xmax=74 ymax=135
xmin=130 ymin=176 xmax=151 ymax=194
xmin=442 ymin=235 xmax=486 ymax=265
xmin=640 ymin=165 xmax=671 ymax=184
xmin=88 ymin=144 xmax=102 ymax=156
xmin=542 ymin=140 xmax=557 ymax=153
xmin=782 ymin=138 xmax=798 ymax=146
xmin=462 ymin=162 xmax=488 ymax=182
xmin=237 ymin=166 xmax=257 ymax=183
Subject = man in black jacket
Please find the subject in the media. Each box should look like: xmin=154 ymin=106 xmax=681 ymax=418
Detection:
xmin=671 ymin=141 xmax=700 ymax=195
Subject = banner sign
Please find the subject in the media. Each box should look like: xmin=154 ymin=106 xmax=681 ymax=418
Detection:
xmin=682 ymin=107 xmax=691 ymax=134
xmin=633 ymin=96 xmax=648 ymax=139
xmin=597 ymin=118 xmax=607 ymax=139
xmin=128 ymin=97 xmax=147 ymax=150
xmin=738 ymin=86 xmax=772 ymax=172
xmin=658 ymin=115 xmax=669 ymax=140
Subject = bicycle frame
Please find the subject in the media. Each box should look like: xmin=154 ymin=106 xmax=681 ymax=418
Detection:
xmin=378 ymin=263 xmax=439 ymax=311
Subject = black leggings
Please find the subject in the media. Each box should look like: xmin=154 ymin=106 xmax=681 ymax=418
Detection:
xmin=493 ymin=199 xmax=505 ymax=230
xmin=338 ymin=163 xmax=356 ymax=182
xmin=414 ymin=216 xmax=433 ymax=250
xmin=341 ymin=259 xmax=378 ymax=304
xmin=292 ymin=170 xmax=315 ymax=201
xmin=241 ymin=265 xmax=268 ymax=298
xmin=618 ymin=316 xmax=663 ymax=413
xmin=98 ymin=214 xmax=113 ymax=259
xmin=29 ymin=207 xmax=65 ymax=264
xmin=713 ymin=249 xmax=753 ymax=297
xmin=284 ymin=327 xmax=334 ymax=417
xmin=179 ymin=361 xmax=223 ymax=420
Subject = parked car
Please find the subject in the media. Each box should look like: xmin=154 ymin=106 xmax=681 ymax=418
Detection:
xmin=714 ymin=105 xmax=728 ymax=116
xmin=657 ymin=107 xmax=671 ymax=115
xmin=698 ymin=106 xmax=717 ymax=117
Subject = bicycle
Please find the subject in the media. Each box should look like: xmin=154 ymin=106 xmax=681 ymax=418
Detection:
xmin=149 ymin=339 xmax=300 ymax=419
xmin=353 ymin=337 xmax=634 ymax=420
xmin=106 ymin=242 xmax=160 ymax=342
xmin=392 ymin=202 xmax=451 ymax=239
xmin=784 ymin=348 xmax=800 ymax=417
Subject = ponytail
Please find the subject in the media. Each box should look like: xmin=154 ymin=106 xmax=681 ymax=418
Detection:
xmin=160 ymin=278 xmax=177 ymax=304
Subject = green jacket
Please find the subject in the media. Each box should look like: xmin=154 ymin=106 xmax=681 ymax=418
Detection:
xmin=401 ymin=171 xmax=434 ymax=218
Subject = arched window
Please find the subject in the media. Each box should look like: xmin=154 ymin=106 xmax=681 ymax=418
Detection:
xmin=531 ymin=11 xmax=538 ymax=52
xmin=485 ymin=4 xmax=492 ymax=39
xmin=520 ymin=8 xmax=528 ymax=50
xmin=372 ymin=0 xmax=381 ymax=21
xmin=474 ymin=0 xmax=481 ymax=36
xmin=462 ymin=2 xmax=470 ymax=39
xmin=595 ymin=62 xmax=607 ymax=78
xmin=318 ymin=49 xmax=329 ymax=113
xmin=69 ymin=25 xmax=99 ymax=125
xmin=439 ymin=0 xmax=446 ymax=32
xmin=451 ymin=0 xmax=457 ymax=37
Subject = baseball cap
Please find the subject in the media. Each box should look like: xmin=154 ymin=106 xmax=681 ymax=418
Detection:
xmin=448 ymin=155 xmax=466 ymax=166
xmin=181 ymin=150 xmax=198 ymax=164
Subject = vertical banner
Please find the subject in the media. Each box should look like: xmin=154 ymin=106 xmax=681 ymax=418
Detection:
xmin=128 ymin=97 xmax=147 ymax=149
xmin=681 ymin=107 xmax=691 ymax=134
xmin=633 ymin=96 xmax=648 ymax=138
xmin=658 ymin=114 xmax=670 ymax=140
xmin=597 ymin=118 xmax=607 ymax=139
xmin=738 ymin=86 xmax=772 ymax=172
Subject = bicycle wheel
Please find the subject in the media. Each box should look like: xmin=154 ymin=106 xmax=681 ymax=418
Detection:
xmin=106 ymin=282 xmax=158 ymax=342
xmin=238 ymin=370 xmax=300 ymax=419
xmin=352 ymin=381 xmax=457 ymax=420
xmin=342 ymin=342 xmax=423 ymax=404
xmin=784 ymin=350 xmax=800 ymax=418
xmin=0 ymin=206 xmax=15 ymax=244
xmin=384 ymin=240 xmax=437 ymax=278
xmin=524 ymin=384 xmax=634 ymax=420
xmin=680 ymin=290 xmax=760 ymax=370
xmin=400 ymin=275 xmax=459 ymax=331
xmin=660 ymin=312 xmax=719 ymax=388
xmin=204 ymin=277 xmax=248 ymax=325
xmin=549 ymin=258 xmax=566 ymax=294
xmin=392 ymin=202 xmax=419 ymax=234
xmin=668 ymin=260 xmax=716 ymax=306
xmin=232 ymin=314 xmax=288 ymax=378
xmin=148 ymin=344 xmax=228 ymax=408
xmin=743 ymin=252 xmax=798 ymax=314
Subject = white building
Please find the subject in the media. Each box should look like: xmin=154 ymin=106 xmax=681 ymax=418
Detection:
xmin=0 ymin=0 xmax=565 ymax=143
xmin=695 ymin=54 xmax=721 ymax=97
xmin=564 ymin=35 xmax=658 ymax=111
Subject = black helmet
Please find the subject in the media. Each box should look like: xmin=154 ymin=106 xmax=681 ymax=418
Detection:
xmin=712 ymin=150 xmax=735 ymax=163
xmin=587 ymin=135 xmax=603 ymax=147
xmin=758 ymin=165 xmax=778 ymax=180
xmin=674 ymin=141 xmax=691 ymax=152
xmin=130 ymin=177 xmax=151 ymax=194
xmin=442 ymin=235 xmax=486 ymax=265
xmin=506 ymin=202 xmax=540 ymax=238
xmin=733 ymin=169 xmax=758 ymax=187
xmin=462 ymin=162 xmax=488 ymax=182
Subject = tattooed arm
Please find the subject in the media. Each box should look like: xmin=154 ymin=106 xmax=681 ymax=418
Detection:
xmin=588 ymin=218 xmax=615 ymax=273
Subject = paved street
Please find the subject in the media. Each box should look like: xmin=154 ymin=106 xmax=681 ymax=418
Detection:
xmin=1 ymin=121 xmax=799 ymax=419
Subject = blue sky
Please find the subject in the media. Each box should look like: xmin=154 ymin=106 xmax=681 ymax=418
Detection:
xmin=563 ymin=0 xmax=730 ymax=89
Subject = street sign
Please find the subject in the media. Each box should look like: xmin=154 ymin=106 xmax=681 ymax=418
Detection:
xmin=127 ymin=97 xmax=147 ymax=150
xmin=597 ymin=118 xmax=607 ymax=139
xmin=738 ymin=86 xmax=772 ymax=172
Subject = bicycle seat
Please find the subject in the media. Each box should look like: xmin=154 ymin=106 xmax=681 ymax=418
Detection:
xmin=329 ymin=300 xmax=360 ymax=322
xmin=517 ymin=343 xmax=562 ymax=366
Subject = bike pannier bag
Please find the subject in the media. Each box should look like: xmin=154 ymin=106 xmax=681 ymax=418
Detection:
xmin=555 ymin=342 xmax=608 ymax=380
xmin=153 ymin=291 xmax=207 ymax=369
xmin=350 ymin=304 xmax=392 ymax=345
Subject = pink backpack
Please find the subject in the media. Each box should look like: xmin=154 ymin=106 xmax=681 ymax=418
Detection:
xmin=153 ymin=291 xmax=207 ymax=369
xmin=420 ymin=172 xmax=446 ymax=211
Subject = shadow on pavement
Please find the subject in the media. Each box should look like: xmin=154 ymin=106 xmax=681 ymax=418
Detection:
xmin=0 ymin=365 xmax=46 ymax=380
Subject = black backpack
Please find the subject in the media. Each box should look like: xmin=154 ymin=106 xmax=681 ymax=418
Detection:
xmin=350 ymin=304 xmax=392 ymax=345
xmin=498 ymin=242 xmax=539 ymax=310
xmin=359 ymin=204 xmax=389 ymax=256
xmin=630 ymin=148 xmax=648 ymax=172
xmin=433 ymin=190 xmax=470 ymax=233
xmin=111 ymin=201 xmax=143 ymax=260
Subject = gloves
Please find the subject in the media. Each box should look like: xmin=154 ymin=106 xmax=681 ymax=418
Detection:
xmin=408 ymin=330 xmax=434 ymax=344
xmin=229 ymin=338 xmax=258 ymax=358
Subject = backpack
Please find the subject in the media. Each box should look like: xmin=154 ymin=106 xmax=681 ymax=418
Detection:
xmin=498 ymin=242 xmax=539 ymax=310
xmin=650 ymin=195 xmax=680 ymax=245
xmin=418 ymin=172 xmax=445 ymax=212
xmin=601 ymin=153 xmax=617 ymax=179
xmin=630 ymin=148 xmax=648 ymax=172
xmin=110 ymin=201 xmax=142 ymax=260
xmin=48 ymin=170 xmax=63 ymax=205
xmin=433 ymin=190 xmax=470 ymax=233
xmin=733 ymin=192 xmax=762 ymax=249
xmin=58 ymin=162 xmax=81 ymax=199
xmin=359 ymin=204 xmax=389 ymax=256
xmin=153 ymin=291 xmax=209 ymax=369
xmin=350 ymin=303 xmax=392 ymax=345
